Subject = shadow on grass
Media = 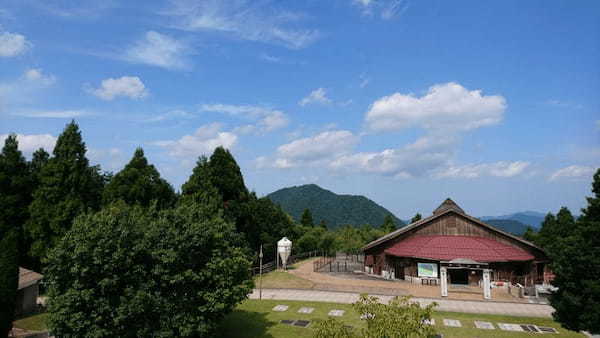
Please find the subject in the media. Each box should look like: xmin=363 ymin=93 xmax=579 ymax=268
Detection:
xmin=217 ymin=309 xmax=276 ymax=338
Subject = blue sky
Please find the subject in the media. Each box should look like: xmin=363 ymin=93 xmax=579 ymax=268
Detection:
xmin=1 ymin=0 xmax=598 ymax=218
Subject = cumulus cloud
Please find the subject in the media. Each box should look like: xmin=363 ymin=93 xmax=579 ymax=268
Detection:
xmin=299 ymin=88 xmax=331 ymax=106
xmin=434 ymin=161 xmax=530 ymax=179
xmin=124 ymin=31 xmax=190 ymax=70
xmin=154 ymin=123 xmax=237 ymax=158
xmin=201 ymin=104 xmax=289 ymax=134
xmin=88 ymin=76 xmax=148 ymax=101
xmin=270 ymin=130 xmax=359 ymax=168
xmin=549 ymin=165 xmax=596 ymax=181
xmin=365 ymin=82 xmax=506 ymax=132
xmin=163 ymin=0 xmax=320 ymax=49
xmin=0 ymin=133 xmax=56 ymax=153
xmin=0 ymin=30 xmax=32 ymax=57
xmin=23 ymin=68 xmax=56 ymax=86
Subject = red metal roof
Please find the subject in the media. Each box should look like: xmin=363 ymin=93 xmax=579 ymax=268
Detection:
xmin=384 ymin=235 xmax=535 ymax=262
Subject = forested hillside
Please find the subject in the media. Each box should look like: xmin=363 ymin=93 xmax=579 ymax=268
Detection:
xmin=266 ymin=184 xmax=404 ymax=229
xmin=481 ymin=211 xmax=546 ymax=228
xmin=482 ymin=219 xmax=531 ymax=236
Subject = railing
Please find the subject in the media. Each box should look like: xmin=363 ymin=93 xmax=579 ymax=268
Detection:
xmin=251 ymin=250 xmax=319 ymax=276
xmin=313 ymin=252 xmax=365 ymax=272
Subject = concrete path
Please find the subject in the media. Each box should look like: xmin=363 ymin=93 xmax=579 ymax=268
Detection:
xmin=250 ymin=288 xmax=554 ymax=318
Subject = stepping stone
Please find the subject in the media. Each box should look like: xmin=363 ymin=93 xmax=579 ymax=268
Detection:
xmin=298 ymin=307 xmax=314 ymax=314
xmin=360 ymin=313 xmax=375 ymax=320
xmin=280 ymin=319 xmax=294 ymax=325
xmin=537 ymin=326 xmax=558 ymax=333
xmin=422 ymin=319 xmax=435 ymax=326
xmin=474 ymin=321 xmax=495 ymax=330
xmin=497 ymin=323 xmax=524 ymax=332
xmin=328 ymin=309 xmax=345 ymax=317
xmin=443 ymin=319 xmax=461 ymax=327
xmin=294 ymin=320 xmax=311 ymax=328
xmin=521 ymin=324 xmax=541 ymax=333
xmin=273 ymin=305 xmax=289 ymax=312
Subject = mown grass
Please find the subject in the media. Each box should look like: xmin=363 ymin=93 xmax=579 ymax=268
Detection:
xmin=13 ymin=312 xmax=48 ymax=331
xmin=218 ymin=299 xmax=585 ymax=338
xmin=254 ymin=270 xmax=315 ymax=289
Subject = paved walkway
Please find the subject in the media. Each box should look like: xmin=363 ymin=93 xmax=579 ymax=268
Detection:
xmin=250 ymin=288 xmax=555 ymax=318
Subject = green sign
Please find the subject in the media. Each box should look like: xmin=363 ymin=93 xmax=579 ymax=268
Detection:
xmin=418 ymin=263 xmax=438 ymax=278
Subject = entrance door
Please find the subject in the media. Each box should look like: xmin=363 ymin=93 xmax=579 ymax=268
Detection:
xmin=394 ymin=261 xmax=405 ymax=279
xmin=449 ymin=269 xmax=469 ymax=285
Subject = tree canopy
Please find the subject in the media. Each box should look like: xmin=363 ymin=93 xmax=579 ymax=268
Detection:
xmin=45 ymin=200 xmax=253 ymax=337
xmin=301 ymin=208 xmax=314 ymax=227
xmin=102 ymin=148 xmax=176 ymax=209
xmin=26 ymin=121 xmax=105 ymax=262
xmin=381 ymin=214 xmax=397 ymax=233
xmin=548 ymin=168 xmax=600 ymax=334
xmin=410 ymin=213 xmax=422 ymax=223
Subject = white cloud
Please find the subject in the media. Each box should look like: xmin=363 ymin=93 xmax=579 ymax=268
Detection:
xmin=353 ymin=0 xmax=408 ymax=20
xmin=155 ymin=123 xmax=238 ymax=158
xmin=89 ymin=76 xmax=148 ymax=101
xmin=201 ymin=103 xmax=289 ymax=134
xmin=365 ymin=82 xmax=506 ymax=132
xmin=0 ymin=31 xmax=32 ymax=57
xmin=0 ymin=133 xmax=56 ymax=153
xmin=87 ymin=147 xmax=125 ymax=171
xmin=124 ymin=31 xmax=190 ymax=70
xmin=435 ymin=161 xmax=530 ymax=179
xmin=273 ymin=130 xmax=359 ymax=168
xmin=23 ymin=68 xmax=56 ymax=86
xmin=549 ymin=165 xmax=596 ymax=181
xmin=163 ymin=0 xmax=320 ymax=49
xmin=13 ymin=110 xmax=89 ymax=118
xmin=299 ymin=88 xmax=331 ymax=106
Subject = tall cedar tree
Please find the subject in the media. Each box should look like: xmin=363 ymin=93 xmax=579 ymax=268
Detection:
xmin=0 ymin=230 xmax=19 ymax=338
xmin=300 ymin=208 xmax=314 ymax=227
xmin=0 ymin=135 xmax=30 ymax=337
xmin=549 ymin=168 xmax=600 ymax=334
xmin=181 ymin=150 xmax=295 ymax=261
xmin=411 ymin=213 xmax=422 ymax=223
xmin=103 ymin=148 xmax=176 ymax=209
xmin=381 ymin=214 xmax=396 ymax=233
xmin=26 ymin=121 xmax=104 ymax=264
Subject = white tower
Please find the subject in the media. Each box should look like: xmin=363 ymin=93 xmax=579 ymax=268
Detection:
xmin=277 ymin=237 xmax=292 ymax=270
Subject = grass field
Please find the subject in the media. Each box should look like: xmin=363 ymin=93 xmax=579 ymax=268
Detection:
xmin=13 ymin=313 xmax=48 ymax=331
xmin=218 ymin=299 xmax=585 ymax=338
xmin=254 ymin=270 xmax=315 ymax=289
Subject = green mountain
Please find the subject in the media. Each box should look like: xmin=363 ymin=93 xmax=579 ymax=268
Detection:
xmin=482 ymin=219 xmax=532 ymax=236
xmin=266 ymin=184 xmax=404 ymax=229
xmin=481 ymin=211 xmax=546 ymax=229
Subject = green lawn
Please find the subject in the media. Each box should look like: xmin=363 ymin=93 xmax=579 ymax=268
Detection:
xmin=254 ymin=270 xmax=315 ymax=290
xmin=218 ymin=299 xmax=585 ymax=338
xmin=13 ymin=313 xmax=48 ymax=331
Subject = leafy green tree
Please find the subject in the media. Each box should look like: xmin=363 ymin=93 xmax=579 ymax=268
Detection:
xmin=410 ymin=213 xmax=422 ymax=223
xmin=313 ymin=294 xmax=437 ymax=338
xmin=318 ymin=219 xmax=327 ymax=229
xmin=30 ymin=148 xmax=49 ymax=179
xmin=102 ymin=148 xmax=176 ymax=209
xmin=0 ymin=135 xmax=33 ymax=255
xmin=549 ymin=168 xmax=600 ymax=334
xmin=45 ymin=199 xmax=253 ymax=337
xmin=0 ymin=230 xmax=19 ymax=338
xmin=381 ymin=214 xmax=397 ymax=233
xmin=522 ymin=226 xmax=538 ymax=242
xmin=181 ymin=156 xmax=213 ymax=197
xmin=208 ymin=147 xmax=248 ymax=202
xmin=301 ymin=208 xmax=314 ymax=227
xmin=335 ymin=225 xmax=364 ymax=255
xmin=26 ymin=121 xmax=104 ymax=264
xmin=536 ymin=207 xmax=575 ymax=255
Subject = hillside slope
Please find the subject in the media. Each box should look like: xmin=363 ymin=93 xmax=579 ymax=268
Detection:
xmin=481 ymin=211 xmax=546 ymax=228
xmin=266 ymin=184 xmax=404 ymax=229
xmin=481 ymin=219 xmax=532 ymax=236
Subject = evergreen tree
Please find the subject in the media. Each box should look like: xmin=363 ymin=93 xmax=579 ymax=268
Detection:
xmin=30 ymin=148 xmax=49 ymax=179
xmin=181 ymin=156 xmax=213 ymax=196
xmin=208 ymin=147 xmax=248 ymax=202
xmin=301 ymin=209 xmax=314 ymax=227
xmin=102 ymin=148 xmax=176 ymax=209
xmin=381 ymin=214 xmax=396 ymax=233
xmin=0 ymin=230 xmax=19 ymax=338
xmin=550 ymin=168 xmax=600 ymax=334
xmin=318 ymin=219 xmax=328 ymax=229
xmin=26 ymin=121 xmax=104 ymax=263
xmin=522 ymin=226 xmax=538 ymax=242
xmin=410 ymin=213 xmax=422 ymax=223
xmin=536 ymin=207 xmax=575 ymax=255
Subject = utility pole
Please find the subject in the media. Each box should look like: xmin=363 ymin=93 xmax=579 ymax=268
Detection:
xmin=259 ymin=244 xmax=263 ymax=300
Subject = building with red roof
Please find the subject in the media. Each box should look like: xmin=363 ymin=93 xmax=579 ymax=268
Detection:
xmin=362 ymin=199 xmax=549 ymax=287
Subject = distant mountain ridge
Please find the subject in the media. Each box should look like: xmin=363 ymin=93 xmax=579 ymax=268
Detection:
xmin=480 ymin=211 xmax=546 ymax=229
xmin=266 ymin=184 xmax=404 ymax=229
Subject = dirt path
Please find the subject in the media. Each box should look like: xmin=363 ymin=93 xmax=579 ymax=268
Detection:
xmin=289 ymin=257 xmax=527 ymax=302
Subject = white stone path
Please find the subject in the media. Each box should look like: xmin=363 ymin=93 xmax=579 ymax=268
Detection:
xmin=250 ymin=288 xmax=554 ymax=318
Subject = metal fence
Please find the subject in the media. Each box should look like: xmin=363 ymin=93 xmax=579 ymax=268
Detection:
xmin=313 ymin=252 xmax=364 ymax=272
xmin=251 ymin=250 xmax=319 ymax=276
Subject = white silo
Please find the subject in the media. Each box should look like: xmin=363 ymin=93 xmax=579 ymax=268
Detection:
xmin=277 ymin=237 xmax=292 ymax=270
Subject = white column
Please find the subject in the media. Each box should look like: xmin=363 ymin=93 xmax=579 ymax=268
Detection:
xmin=483 ymin=269 xmax=491 ymax=299
xmin=440 ymin=266 xmax=448 ymax=297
